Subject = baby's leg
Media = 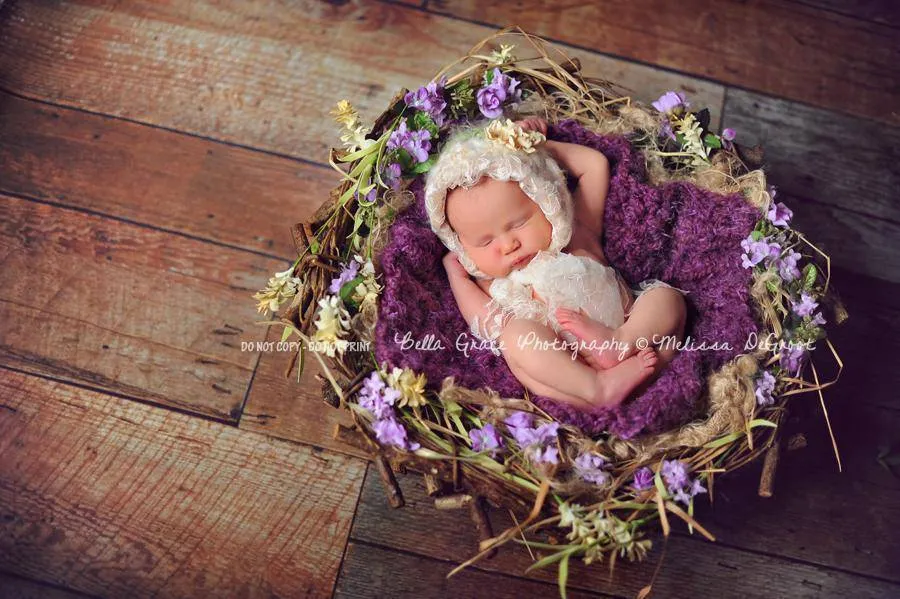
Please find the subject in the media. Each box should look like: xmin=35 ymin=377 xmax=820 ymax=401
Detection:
xmin=557 ymin=287 xmax=686 ymax=373
xmin=499 ymin=317 xmax=658 ymax=410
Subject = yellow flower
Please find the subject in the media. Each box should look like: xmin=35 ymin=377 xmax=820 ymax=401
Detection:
xmin=330 ymin=99 xmax=359 ymax=129
xmin=387 ymin=367 xmax=428 ymax=408
xmin=484 ymin=119 xmax=545 ymax=153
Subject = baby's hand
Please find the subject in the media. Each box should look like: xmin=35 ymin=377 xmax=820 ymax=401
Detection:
xmin=442 ymin=252 xmax=469 ymax=280
xmin=515 ymin=117 xmax=548 ymax=136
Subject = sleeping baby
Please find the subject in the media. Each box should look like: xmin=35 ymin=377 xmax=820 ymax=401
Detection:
xmin=424 ymin=118 xmax=687 ymax=412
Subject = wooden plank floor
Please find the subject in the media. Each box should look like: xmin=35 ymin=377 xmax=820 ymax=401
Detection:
xmin=0 ymin=0 xmax=897 ymax=597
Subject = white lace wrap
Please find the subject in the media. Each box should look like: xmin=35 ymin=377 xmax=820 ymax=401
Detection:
xmin=424 ymin=124 xmax=574 ymax=278
xmin=471 ymin=251 xmax=626 ymax=345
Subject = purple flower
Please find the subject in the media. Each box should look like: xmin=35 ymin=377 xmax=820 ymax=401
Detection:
xmin=810 ymin=311 xmax=826 ymax=327
xmin=528 ymin=445 xmax=559 ymax=465
xmin=632 ymin=466 xmax=654 ymax=491
xmin=505 ymin=413 xmax=559 ymax=465
xmin=780 ymin=345 xmax=808 ymax=376
xmin=476 ymin=85 xmax=507 ymax=118
xmin=777 ymin=249 xmax=801 ymax=282
xmin=574 ymin=453 xmax=611 ymax=486
xmin=470 ymin=423 xmax=504 ymax=457
xmin=491 ymin=69 xmax=522 ymax=102
xmin=661 ymin=459 xmax=690 ymax=490
xmin=387 ymin=121 xmax=432 ymax=164
xmin=721 ymin=127 xmax=736 ymax=150
xmin=357 ymin=372 xmax=397 ymax=419
xmin=372 ymin=416 xmax=420 ymax=451
xmin=329 ymin=260 xmax=360 ymax=294
xmin=404 ymin=78 xmax=448 ymax=127
xmin=662 ymin=459 xmax=706 ymax=505
xmin=791 ymin=292 xmax=818 ymax=317
xmin=381 ymin=162 xmax=402 ymax=190
xmin=741 ymin=236 xmax=781 ymax=269
xmin=767 ymin=201 xmax=794 ymax=227
xmin=652 ymin=91 xmax=690 ymax=115
xmin=754 ymin=370 xmax=777 ymax=407
xmin=476 ymin=68 xmax=521 ymax=118
xmin=355 ymin=188 xmax=376 ymax=204
xmin=673 ymin=478 xmax=707 ymax=505
xmin=504 ymin=411 xmax=534 ymax=431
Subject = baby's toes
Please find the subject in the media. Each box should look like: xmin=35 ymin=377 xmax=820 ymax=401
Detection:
xmin=639 ymin=348 xmax=658 ymax=367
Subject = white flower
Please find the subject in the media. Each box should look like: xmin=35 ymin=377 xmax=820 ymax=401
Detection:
xmin=312 ymin=295 xmax=351 ymax=356
xmin=488 ymin=43 xmax=517 ymax=65
xmin=252 ymin=267 xmax=302 ymax=314
xmin=350 ymin=256 xmax=382 ymax=308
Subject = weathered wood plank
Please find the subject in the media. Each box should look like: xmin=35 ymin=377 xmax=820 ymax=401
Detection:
xmin=349 ymin=459 xmax=900 ymax=597
xmin=0 ymin=369 xmax=366 ymax=599
xmin=783 ymin=193 xmax=900 ymax=283
xmin=239 ymin=321 xmax=368 ymax=459
xmin=0 ymin=194 xmax=282 ymax=421
xmin=0 ymin=572 xmax=93 ymax=599
xmin=334 ymin=541 xmax=612 ymax=599
xmin=820 ymin=267 xmax=899 ymax=410
xmin=0 ymin=0 xmax=724 ymax=162
xmin=0 ymin=91 xmax=336 ymax=259
xmin=788 ymin=0 xmax=900 ymax=28
xmin=431 ymin=0 xmax=900 ymax=125
xmin=723 ymin=89 xmax=900 ymax=223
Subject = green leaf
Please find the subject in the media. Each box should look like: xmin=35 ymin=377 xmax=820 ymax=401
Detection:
xmin=484 ymin=68 xmax=495 ymax=85
xmin=748 ymin=418 xmax=778 ymax=429
xmin=654 ymin=468 xmax=667 ymax=498
xmin=751 ymin=230 xmax=763 ymax=241
xmin=410 ymin=155 xmax=436 ymax=174
xmin=803 ymin=264 xmax=818 ymax=290
xmin=339 ymin=277 xmax=364 ymax=304
xmin=309 ymin=239 xmax=320 ymax=255
xmin=411 ymin=111 xmax=439 ymax=139
xmin=765 ymin=278 xmax=781 ymax=294
xmin=703 ymin=432 xmax=743 ymax=449
xmin=558 ymin=554 xmax=570 ymax=599
xmin=280 ymin=326 xmax=293 ymax=343
xmin=703 ymin=134 xmax=722 ymax=149
xmin=525 ymin=546 xmax=579 ymax=573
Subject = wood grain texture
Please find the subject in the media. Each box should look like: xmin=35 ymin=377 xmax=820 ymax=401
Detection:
xmin=723 ymin=89 xmax=900 ymax=222
xmin=788 ymin=0 xmax=900 ymax=27
xmin=782 ymin=193 xmax=900 ymax=283
xmin=239 ymin=320 xmax=367 ymax=459
xmin=349 ymin=459 xmax=900 ymax=597
xmin=0 ymin=194 xmax=282 ymax=421
xmin=0 ymin=92 xmax=336 ymax=259
xmin=0 ymin=0 xmax=724 ymax=162
xmin=334 ymin=541 xmax=612 ymax=599
xmin=0 ymin=369 xmax=366 ymax=599
xmin=431 ymin=0 xmax=900 ymax=125
xmin=0 ymin=572 xmax=94 ymax=599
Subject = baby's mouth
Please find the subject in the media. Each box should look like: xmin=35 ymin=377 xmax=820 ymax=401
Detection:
xmin=511 ymin=253 xmax=535 ymax=269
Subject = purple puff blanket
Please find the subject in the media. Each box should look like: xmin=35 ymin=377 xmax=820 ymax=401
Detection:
xmin=374 ymin=120 xmax=760 ymax=439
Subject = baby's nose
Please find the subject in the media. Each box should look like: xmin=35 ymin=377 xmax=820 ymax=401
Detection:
xmin=502 ymin=236 xmax=520 ymax=253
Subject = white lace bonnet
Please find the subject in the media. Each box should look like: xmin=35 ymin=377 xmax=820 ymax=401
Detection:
xmin=423 ymin=120 xmax=574 ymax=278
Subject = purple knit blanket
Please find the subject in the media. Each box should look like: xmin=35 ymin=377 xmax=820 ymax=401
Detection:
xmin=374 ymin=120 xmax=759 ymax=439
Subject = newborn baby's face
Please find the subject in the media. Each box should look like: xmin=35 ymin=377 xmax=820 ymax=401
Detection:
xmin=446 ymin=177 xmax=553 ymax=278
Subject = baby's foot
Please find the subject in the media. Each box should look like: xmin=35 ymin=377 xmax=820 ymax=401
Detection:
xmin=591 ymin=348 xmax=658 ymax=409
xmin=556 ymin=307 xmax=632 ymax=369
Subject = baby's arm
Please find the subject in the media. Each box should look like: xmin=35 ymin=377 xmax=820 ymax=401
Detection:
xmin=443 ymin=252 xmax=493 ymax=327
xmin=543 ymin=139 xmax=610 ymax=237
